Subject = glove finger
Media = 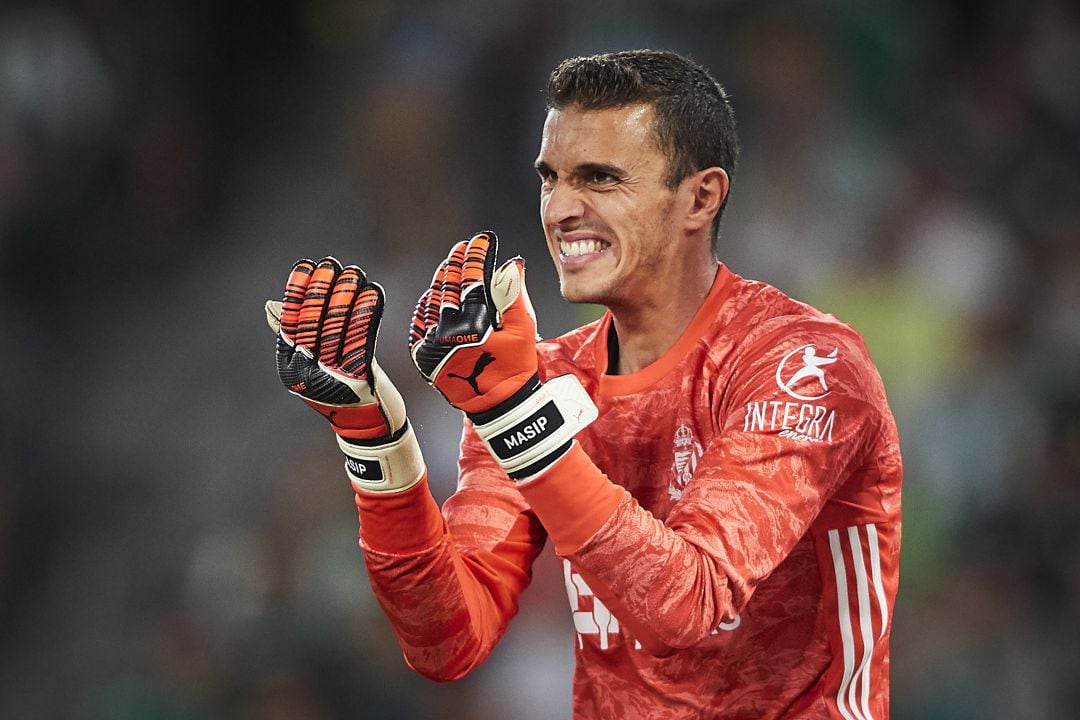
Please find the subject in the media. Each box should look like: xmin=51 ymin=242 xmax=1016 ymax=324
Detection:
xmin=280 ymin=259 xmax=316 ymax=343
xmin=439 ymin=240 xmax=469 ymax=310
xmin=491 ymin=257 xmax=524 ymax=313
xmin=265 ymin=300 xmax=283 ymax=334
xmin=463 ymin=230 xmax=499 ymax=326
xmin=408 ymin=255 xmax=448 ymax=354
xmin=409 ymin=286 xmax=433 ymax=349
xmin=340 ymin=280 xmax=384 ymax=380
xmin=423 ymin=260 xmax=444 ymax=333
xmin=492 ymin=257 xmax=538 ymax=338
xmin=409 ymin=258 xmax=446 ymax=352
xmin=461 ymin=231 xmax=497 ymax=293
xmin=296 ymin=257 xmax=342 ymax=353
xmin=320 ymin=265 xmax=363 ymax=366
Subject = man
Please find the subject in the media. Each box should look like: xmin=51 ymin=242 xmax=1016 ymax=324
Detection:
xmin=267 ymin=50 xmax=902 ymax=719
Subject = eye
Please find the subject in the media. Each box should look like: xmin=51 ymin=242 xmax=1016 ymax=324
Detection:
xmin=588 ymin=170 xmax=614 ymax=184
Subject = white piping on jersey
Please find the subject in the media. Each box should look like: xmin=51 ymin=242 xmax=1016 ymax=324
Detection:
xmin=866 ymin=524 xmax=890 ymax=641
xmin=848 ymin=526 xmax=875 ymax=719
xmin=829 ymin=524 xmax=887 ymax=720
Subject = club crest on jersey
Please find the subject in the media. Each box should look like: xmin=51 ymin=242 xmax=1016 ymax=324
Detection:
xmin=775 ymin=344 xmax=838 ymax=401
xmin=669 ymin=423 xmax=703 ymax=501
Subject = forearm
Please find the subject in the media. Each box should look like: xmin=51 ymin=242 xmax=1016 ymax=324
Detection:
xmin=519 ymin=445 xmax=744 ymax=651
xmin=355 ymin=476 xmax=537 ymax=680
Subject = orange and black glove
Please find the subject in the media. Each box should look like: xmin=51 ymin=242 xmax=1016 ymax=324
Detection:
xmin=410 ymin=231 xmax=596 ymax=481
xmin=267 ymin=257 xmax=424 ymax=493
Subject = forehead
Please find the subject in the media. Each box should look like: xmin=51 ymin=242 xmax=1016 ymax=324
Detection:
xmin=537 ymin=103 xmax=661 ymax=166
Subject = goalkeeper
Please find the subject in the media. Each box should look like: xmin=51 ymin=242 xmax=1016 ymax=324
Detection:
xmin=267 ymin=50 xmax=902 ymax=719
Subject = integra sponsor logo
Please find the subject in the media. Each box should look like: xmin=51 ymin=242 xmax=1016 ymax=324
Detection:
xmin=743 ymin=400 xmax=836 ymax=443
xmin=775 ymin=344 xmax=838 ymax=401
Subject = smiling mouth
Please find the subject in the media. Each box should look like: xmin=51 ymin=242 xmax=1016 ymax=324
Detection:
xmin=559 ymin=239 xmax=610 ymax=257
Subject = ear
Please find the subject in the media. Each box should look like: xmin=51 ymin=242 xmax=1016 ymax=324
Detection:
xmin=683 ymin=167 xmax=729 ymax=234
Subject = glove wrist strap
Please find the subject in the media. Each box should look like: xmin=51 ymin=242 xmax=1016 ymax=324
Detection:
xmin=469 ymin=374 xmax=598 ymax=482
xmin=467 ymin=373 xmax=542 ymax=424
xmin=337 ymin=421 xmax=425 ymax=493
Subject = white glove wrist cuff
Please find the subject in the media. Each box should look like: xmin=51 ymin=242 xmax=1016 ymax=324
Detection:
xmin=337 ymin=422 xmax=425 ymax=493
xmin=471 ymin=374 xmax=597 ymax=482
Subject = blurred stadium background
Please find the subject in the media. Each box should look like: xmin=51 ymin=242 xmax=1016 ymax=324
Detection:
xmin=1 ymin=1 xmax=1077 ymax=718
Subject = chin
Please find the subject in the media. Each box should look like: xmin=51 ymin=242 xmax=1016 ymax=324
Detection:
xmin=559 ymin=278 xmax=609 ymax=306
xmin=558 ymin=279 xmax=588 ymax=304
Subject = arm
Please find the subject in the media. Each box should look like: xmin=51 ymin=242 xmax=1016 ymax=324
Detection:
xmin=353 ymin=431 xmax=547 ymax=681
xmin=267 ymin=255 xmax=544 ymax=680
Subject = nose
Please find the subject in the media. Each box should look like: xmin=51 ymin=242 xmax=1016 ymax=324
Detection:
xmin=541 ymin=180 xmax=585 ymax=228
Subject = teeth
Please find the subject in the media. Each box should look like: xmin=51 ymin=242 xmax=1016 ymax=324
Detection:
xmin=560 ymin=240 xmax=605 ymax=257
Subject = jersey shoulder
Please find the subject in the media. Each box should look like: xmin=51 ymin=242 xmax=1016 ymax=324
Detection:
xmin=721 ymin=272 xmax=870 ymax=365
xmin=717 ymin=271 xmax=891 ymax=413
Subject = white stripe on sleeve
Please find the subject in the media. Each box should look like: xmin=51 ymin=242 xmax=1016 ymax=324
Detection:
xmin=866 ymin=523 xmax=890 ymax=640
xmin=829 ymin=524 xmax=888 ymax=720
xmin=848 ymin=525 xmax=875 ymax=720
xmin=828 ymin=528 xmax=860 ymax=720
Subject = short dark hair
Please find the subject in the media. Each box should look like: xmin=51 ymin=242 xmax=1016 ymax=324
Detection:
xmin=545 ymin=50 xmax=739 ymax=255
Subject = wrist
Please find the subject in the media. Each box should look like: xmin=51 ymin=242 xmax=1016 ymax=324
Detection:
xmin=354 ymin=474 xmax=444 ymax=555
xmin=317 ymin=359 xmax=410 ymax=441
xmin=466 ymin=373 xmax=542 ymax=423
xmin=468 ymin=374 xmax=597 ymax=482
xmin=448 ymin=364 xmax=540 ymax=416
xmin=337 ymin=421 xmax=425 ymax=493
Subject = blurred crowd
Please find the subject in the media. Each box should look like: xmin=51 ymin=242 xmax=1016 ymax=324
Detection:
xmin=1 ymin=0 xmax=1077 ymax=718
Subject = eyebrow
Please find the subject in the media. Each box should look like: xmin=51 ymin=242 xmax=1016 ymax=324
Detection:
xmin=533 ymin=160 xmax=626 ymax=178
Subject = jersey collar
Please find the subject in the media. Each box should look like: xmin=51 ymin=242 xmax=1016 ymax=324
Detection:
xmin=595 ymin=263 xmax=735 ymax=397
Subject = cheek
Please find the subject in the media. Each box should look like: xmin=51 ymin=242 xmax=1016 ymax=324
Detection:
xmin=543 ymin=234 xmax=565 ymax=277
xmin=625 ymin=210 xmax=670 ymax=263
xmin=595 ymin=196 xmax=635 ymax=237
xmin=546 ymin=238 xmax=560 ymax=264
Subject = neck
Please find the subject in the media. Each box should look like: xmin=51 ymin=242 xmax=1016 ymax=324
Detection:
xmin=608 ymin=260 xmax=719 ymax=375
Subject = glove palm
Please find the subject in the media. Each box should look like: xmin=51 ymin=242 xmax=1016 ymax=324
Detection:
xmin=409 ymin=231 xmax=596 ymax=482
xmin=409 ymin=231 xmax=539 ymax=414
xmin=268 ymin=257 xmax=419 ymax=492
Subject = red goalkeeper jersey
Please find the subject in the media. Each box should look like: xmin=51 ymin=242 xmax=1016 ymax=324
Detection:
xmin=355 ymin=264 xmax=902 ymax=719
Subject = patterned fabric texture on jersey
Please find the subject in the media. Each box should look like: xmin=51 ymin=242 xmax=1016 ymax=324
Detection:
xmin=355 ymin=264 xmax=902 ymax=720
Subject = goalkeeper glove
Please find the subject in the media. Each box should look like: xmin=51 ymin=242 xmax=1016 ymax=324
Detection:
xmin=409 ymin=231 xmax=597 ymax=481
xmin=267 ymin=257 xmax=424 ymax=493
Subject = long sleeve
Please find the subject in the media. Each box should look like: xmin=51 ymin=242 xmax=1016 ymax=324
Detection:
xmin=354 ymin=426 xmax=547 ymax=681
